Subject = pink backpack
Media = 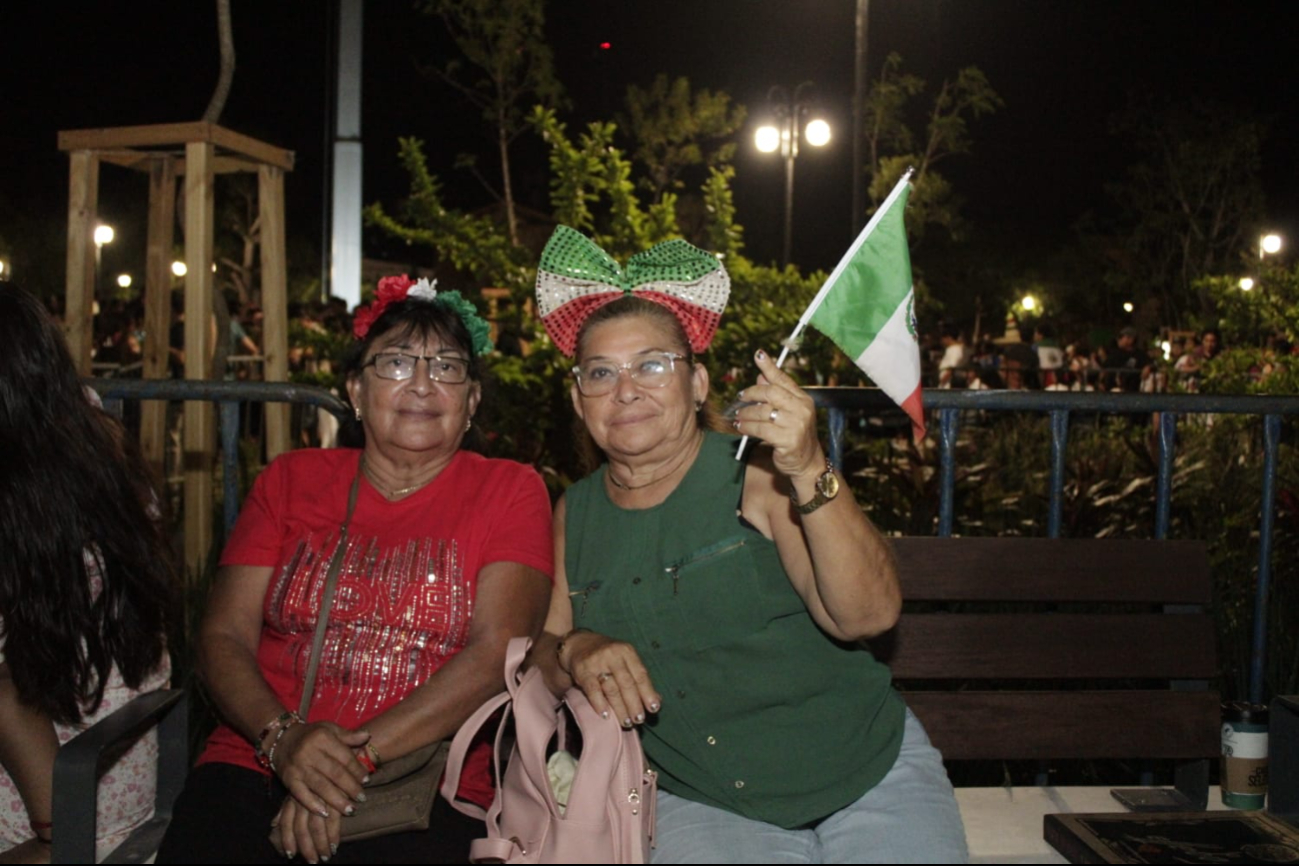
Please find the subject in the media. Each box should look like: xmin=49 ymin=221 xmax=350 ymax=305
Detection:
xmin=442 ymin=637 xmax=658 ymax=863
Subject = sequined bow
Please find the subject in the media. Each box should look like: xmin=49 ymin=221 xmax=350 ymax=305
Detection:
xmin=535 ymin=226 xmax=731 ymax=356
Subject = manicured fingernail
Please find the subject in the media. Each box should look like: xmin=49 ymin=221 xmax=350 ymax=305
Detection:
xmin=635 ymin=713 xmax=645 ymax=723
xmin=623 ymin=718 xmax=633 ymax=728
xmin=649 ymin=701 xmax=660 ymax=712
xmin=331 ymin=844 xmax=339 ymax=855
xmin=319 ymin=808 xmax=330 ymax=818
xmin=355 ymin=792 xmax=367 ymax=803
xmin=756 ymin=349 xmax=766 ymax=360
xmin=285 ymin=852 xmax=295 ymax=860
xmin=733 ymin=420 xmax=741 ymax=430
xmin=344 ymin=805 xmax=355 ymax=816
xmin=361 ymin=775 xmax=370 ymax=784
xmin=601 ymin=710 xmax=610 ymax=719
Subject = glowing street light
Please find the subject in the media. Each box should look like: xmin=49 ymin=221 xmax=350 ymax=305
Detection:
xmin=1240 ymin=277 xmax=1255 ymax=291
xmin=171 ymin=260 xmax=188 ymax=278
xmin=754 ymin=126 xmax=781 ymax=153
xmin=93 ymin=224 xmax=115 ymax=247
xmin=753 ymin=82 xmax=832 ymax=267
xmin=1261 ymin=234 xmax=1283 ymax=257
xmin=804 ymin=119 xmax=832 ymax=147
xmin=116 ymin=273 xmax=132 ymax=289
xmin=1123 ymin=302 xmax=1134 ymax=313
xmin=1020 ymin=294 xmax=1037 ymax=312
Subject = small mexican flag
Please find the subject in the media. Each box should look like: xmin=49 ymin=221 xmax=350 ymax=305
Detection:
xmin=803 ymin=171 xmax=925 ymax=440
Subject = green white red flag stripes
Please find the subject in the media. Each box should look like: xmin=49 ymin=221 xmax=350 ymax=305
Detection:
xmin=805 ymin=171 xmax=924 ymax=440
xmin=736 ymin=171 xmax=923 ymax=459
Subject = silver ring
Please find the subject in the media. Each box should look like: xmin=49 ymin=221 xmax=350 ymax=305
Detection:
xmin=597 ymin=672 xmax=613 ymax=683
xmin=769 ymin=408 xmax=780 ymax=423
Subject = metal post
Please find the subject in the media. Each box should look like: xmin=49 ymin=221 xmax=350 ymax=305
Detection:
xmin=1250 ymin=414 xmax=1282 ymax=704
xmin=1155 ymin=411 xmax=1177 ymax=540
xmin=782 ymin=141 xmax=795 ymax=269
xmin=938 ymin=408 xmax=960 ymax=537
xmin=221 ymin=401 xmax=241 ymax=539
xmin=329 ymin=0 xmax=364 ymax=309
xmin=827 ymin=407 xmax=846 ymax=471
xmin=852 ymin=0 xmax=870 ymax=236
xmin=1048 ymin=410 xmax=1069 ymax=538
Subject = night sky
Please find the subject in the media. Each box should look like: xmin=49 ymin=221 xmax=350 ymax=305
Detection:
xmin=4 ymin=1 xmax=1298 ymax=290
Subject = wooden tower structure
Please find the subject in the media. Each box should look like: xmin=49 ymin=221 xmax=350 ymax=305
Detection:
xmin=59 ymin=122 xmax=294 ymax=577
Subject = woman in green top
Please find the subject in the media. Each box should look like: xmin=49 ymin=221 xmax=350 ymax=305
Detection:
xmin=532 ymin=228 xmax=967 ymax=863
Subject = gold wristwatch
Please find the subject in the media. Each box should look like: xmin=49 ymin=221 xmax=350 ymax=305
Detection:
xmin=790 ymin=460 xmax=839 ymax=515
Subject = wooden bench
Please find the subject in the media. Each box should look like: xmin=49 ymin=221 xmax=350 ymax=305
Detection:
xmin=882 ymin=537 xmax=1222 ymax=861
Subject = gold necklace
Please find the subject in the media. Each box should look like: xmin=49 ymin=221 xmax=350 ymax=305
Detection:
xmin=606 ymin=433 xmax=702 ymax=492
xmin=361 ymin=457 xmax=437 ymax=500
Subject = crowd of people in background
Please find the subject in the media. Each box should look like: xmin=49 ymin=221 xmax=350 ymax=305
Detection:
xmin=928 ymin=318 xmax=1293 ymax=395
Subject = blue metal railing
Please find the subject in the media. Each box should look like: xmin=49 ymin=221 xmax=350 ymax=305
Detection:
xmin=87 ymin=379 xmax=352 ymax=541
xmin=810 ymin=387 xmax=1299 ymax=705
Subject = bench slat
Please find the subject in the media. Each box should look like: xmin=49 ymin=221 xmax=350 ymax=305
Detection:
xmin=893 ymin=538 xmax=1211 ymax=603
xmin=904 ymin=691 xmax=1221 ymax=760
xmin=879 ymin=613 xmax=1217 ymax=679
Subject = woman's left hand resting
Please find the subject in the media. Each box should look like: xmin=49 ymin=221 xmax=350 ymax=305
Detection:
xmin=562 ymin=630 xmax=661 ymax=728
xmin=733 ymin=349 xmax=824 ymax=480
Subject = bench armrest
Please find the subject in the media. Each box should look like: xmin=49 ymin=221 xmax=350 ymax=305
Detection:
xmin=51 ymin=688 xmax=187 ymax=864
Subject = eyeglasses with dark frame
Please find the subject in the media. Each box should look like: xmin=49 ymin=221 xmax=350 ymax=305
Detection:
xmin=572 ymin=351 xmax=687 ymax=397
xmin=363 ymin=352 xmax=471 ymax=384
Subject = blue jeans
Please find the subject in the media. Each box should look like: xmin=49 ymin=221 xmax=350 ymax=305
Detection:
xmin=650 ymin=708 xmax=968 ymax=864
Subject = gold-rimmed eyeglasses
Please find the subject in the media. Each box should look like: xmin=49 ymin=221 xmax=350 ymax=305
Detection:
xmin=572 ymin=351 xmax=686 ymax=397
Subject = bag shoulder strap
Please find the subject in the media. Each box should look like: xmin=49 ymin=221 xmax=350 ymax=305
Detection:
xmin=298 ymin=466 xmax=363 ymax=718
xmin=439 ymin=637 xmax=534 ymax=818
xmin=440 ymin=688 xmax=512 ymax=820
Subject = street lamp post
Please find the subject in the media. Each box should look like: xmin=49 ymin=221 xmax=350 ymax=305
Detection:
xmin=754 ymin=83 xmax=831 ymax=267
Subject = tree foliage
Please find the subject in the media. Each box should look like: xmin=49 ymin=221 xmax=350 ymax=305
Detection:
xmin=1103 ymin=96 xmax=1267 ymax=324
xmin=862 ymin=54 xmax=1002 ymax=242
xmin=620 ymin=75 xmax=747 ymax=204
xmin=420 ymin=0 xmax=567 ymax=244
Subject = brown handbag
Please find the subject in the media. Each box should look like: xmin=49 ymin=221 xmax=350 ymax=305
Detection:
xmin=285 ymin=468 xmax=449 ymax=842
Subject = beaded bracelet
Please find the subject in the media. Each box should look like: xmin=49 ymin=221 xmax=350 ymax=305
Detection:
xmin=30 ymin=819 xmax=53 ymax=844
xmin=266 ymin=716 xmax=302 ymax=775
xmin=254 ymin=710 xmax=301 ymax=771
xmin=555 ymin=627 xmax=592 ymax=675
xmin=356 ymin=749 xmax=377 ymax=775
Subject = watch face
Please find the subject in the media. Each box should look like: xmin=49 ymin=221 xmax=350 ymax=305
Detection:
xmin=817 ymin=470 xmax=839 ymax=499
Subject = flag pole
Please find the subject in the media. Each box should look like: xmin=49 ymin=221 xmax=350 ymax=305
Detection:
xmin=736 ymin=168 xmax=914 ymax=460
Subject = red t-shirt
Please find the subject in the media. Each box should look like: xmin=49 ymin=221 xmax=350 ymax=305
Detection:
xmin=198 ymin=447 xmax=553 ymax=808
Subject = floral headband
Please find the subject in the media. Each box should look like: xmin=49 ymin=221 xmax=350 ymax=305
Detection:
xmin=535 ymin=226 xmax=731 ymax=357
xmin=352 ymin=275 xmax=494 ymax=356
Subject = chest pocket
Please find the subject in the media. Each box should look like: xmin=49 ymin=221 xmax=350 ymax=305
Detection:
xmin=661 ymin=534 xmax=772 ymax=652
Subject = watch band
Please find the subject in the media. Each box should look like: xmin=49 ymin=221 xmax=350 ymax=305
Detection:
xmin=790 ymin=460 xmax=839 ymax=515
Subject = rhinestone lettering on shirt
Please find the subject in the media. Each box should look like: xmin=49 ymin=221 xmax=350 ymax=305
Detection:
xmin=265 ymin=531 xmax=472 ymax=717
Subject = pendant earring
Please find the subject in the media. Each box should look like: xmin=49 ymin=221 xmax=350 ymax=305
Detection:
xmin=354 ymin=407 xmax=362 ymax=421
xmin=465 ymin=418 xmax=473 ymax=432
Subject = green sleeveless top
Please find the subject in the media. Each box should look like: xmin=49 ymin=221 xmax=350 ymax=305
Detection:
xmin=564 ymin=431 xmax=904 ymax=828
